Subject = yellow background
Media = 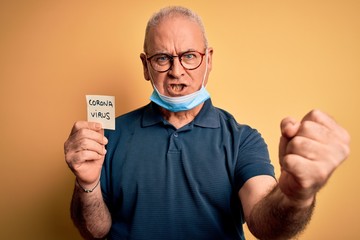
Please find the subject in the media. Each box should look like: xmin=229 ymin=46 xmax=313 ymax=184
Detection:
xmin=1 ymin=0 xmax=359 ymax=239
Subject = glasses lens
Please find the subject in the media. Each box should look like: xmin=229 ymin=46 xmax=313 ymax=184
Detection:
xmin=181 ymin=51 xmax=203 ymax=70
xmin=150 ymin=54 xmax=171 ymax=72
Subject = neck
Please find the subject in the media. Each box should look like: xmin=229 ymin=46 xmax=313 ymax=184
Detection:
xmin=159 ymin=103 xmax=204 ymax=129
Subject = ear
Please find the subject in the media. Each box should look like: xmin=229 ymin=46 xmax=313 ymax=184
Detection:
xmin=207 ymin=47 xmax=214 ymax=73
xmin=203 ymin=47 xmax=214 ymax=86
xmin=140 ymin=53 xmax=151 ymax=81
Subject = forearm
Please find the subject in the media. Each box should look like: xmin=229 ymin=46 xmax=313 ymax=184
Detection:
xmin=71 ymin=181 xmax=112 ymax=239
xmin=247 ymin=185 xmax=315 ymax=240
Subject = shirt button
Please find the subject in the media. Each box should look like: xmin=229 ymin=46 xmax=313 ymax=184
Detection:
xmin=173 ymin=132 xmax=178 ymax=137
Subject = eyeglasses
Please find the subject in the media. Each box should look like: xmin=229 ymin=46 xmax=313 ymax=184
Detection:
xmin=146 ymin=50 xmax=206 ymax=73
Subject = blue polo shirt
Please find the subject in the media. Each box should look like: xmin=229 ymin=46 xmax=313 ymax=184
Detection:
xmin=101 ymin=99 xmax=275 ymax=239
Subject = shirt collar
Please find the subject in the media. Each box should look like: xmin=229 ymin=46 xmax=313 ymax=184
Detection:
xmin=193 ymin=99 xmax=220 ymax=128
xmin=142 ymin=99 xmax=220 ymax=129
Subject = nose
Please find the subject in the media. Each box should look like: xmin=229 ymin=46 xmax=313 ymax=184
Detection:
xmin=168 ymin=57 xmax=185 ymax=78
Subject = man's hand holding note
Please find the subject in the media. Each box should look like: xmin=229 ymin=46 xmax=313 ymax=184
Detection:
xmin=64 ymin=95 xmax=114 ymax=191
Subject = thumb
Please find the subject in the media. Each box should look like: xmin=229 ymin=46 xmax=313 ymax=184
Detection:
xmin=70 ymin=121 xmax=103 ymax=136
xmin=279 ymin=117 xmax=300 ymax=165
xmin=280 ymin=117 xmax=300 ymax=139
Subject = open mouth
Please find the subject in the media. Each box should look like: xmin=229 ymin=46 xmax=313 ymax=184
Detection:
xmin=170 ymin=84 xmax=186 ymax=92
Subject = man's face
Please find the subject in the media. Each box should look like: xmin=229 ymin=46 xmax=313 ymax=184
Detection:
xmin=141 ymin=16 xmax=213 ymax=97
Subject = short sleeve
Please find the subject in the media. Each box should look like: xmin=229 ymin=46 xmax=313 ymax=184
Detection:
xmin=234 ymin=126 xmax=275 ymax=192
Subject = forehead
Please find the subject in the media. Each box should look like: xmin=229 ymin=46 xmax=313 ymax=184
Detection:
xmin=146 ymin=16 xmax=205 ymax=53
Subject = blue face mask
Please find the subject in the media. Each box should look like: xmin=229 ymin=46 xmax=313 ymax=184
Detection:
xmin=148 ymin=49 xmax=210 ymax=112
xmin=150 ymin=85 xmax=210 ymax=112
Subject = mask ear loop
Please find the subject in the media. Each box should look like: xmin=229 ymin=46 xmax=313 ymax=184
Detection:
xmin=201 ymin=48 xmax=209 ymax=88
xmin=145 ymin=55 xmax=162 ymax=94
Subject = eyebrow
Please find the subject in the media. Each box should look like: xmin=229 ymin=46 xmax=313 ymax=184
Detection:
xmin=151 ymin=48 xmax=199 ymax=56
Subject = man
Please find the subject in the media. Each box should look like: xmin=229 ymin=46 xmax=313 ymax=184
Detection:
xmin=64 ymin=6 xmax=350 ymax=240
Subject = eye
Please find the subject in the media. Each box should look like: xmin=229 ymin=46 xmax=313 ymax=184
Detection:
xmin=183 ymin=52 xmax=197 ymax=59
xmin=154 ymin=54 xmax=170 ymax=63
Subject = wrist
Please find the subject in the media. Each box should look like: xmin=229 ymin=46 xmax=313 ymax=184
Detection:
xmin=279 ymin=188 xmax=316 ymax=209
xmin=75 ymin=177 xmax=101 ymax=193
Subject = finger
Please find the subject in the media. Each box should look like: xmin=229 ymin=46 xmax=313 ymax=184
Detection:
xmin=281 ymin=154 xmax=309 ymax=185
xmin=278 ymin=154 xmax=316 ymax=202
xmin=66 ymin=149 xmax=105 ymax=167
xmin=301 ymin=110 xmax=350 ymax=143
xmin=281 ymin=153 xmax=317 ymax=186
xmin=285 ymin=134 xmax=348 ymax=175
xmin=70 ymin=121 xmax=103 ymax=136
xmin=301 ymin=109 xmax=335 ymax=128
xmin=64 ymin=129 xmax=107 ymax=156
xmin=280 ymin=117 xmax=301 ymax=139
xmin=281 ymin=153 xmax=334 ymax=190
xmin=75 ymin=150 xmax=105 ymax=163
xmin=300 ymin=110 xmax=351 ymax=157
xmin=279 ymin=117 xmax=300 ymax=167
xmin=285 ymin=136 xmax=325 ymax=161
xmin=73 ymin=138 xmax=107 ymax=155
xmin=295 ymin=120 xmax=333 ymax=144
xmin=279 ymin=135 xmax=289 ymax=166
xmin=75 ymin=128 xmax=107 ymax=145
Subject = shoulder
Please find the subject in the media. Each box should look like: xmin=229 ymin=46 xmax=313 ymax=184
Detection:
xmin=116 ymin=104 xmax=148 ymax=123
xmin=215 ymin=106 xmax=262 ymax=140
